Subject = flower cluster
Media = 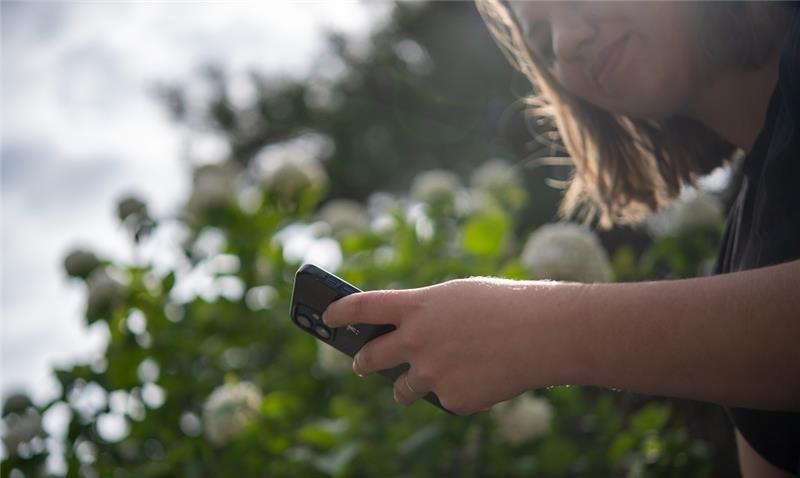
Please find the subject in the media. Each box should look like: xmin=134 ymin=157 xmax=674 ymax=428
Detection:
xmin=85 ymin=269 xmax=126 ymax=322
xmin=259 ymin=153 xmax=328 ymax=202
xmin=316 ymin=199 xmax=370 ymax=238
xmin=116 ymin=195 xmax=154 ymax=240
xmin=64 ymin=249 xmax=101 ymax=279
xmin=411 ymin=169 xmax=462 ymax=210
xmin=521 ymin=222 xmax=613 ymax=283
xmin=185 ymin=163 xmax=240 ymax=225
xmin=117 ymin=196 xmax=148 ymax=223
xmin=2 ymin=396 xmax=46 ymax=458
xmin=645 ymin=190 xmax=724 ymax=238
xmin=470 ymin=158 xmax=527 ymax=211
xmin=491 ymin=393 xmax=554 ymax=446
xmin=202 ymin=381 xmax=263 ymax=447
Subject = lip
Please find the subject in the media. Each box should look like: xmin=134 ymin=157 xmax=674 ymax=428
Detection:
xmin=592 ymin=33 xmax=631 ymax=93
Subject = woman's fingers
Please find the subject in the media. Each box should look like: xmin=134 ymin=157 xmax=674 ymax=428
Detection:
xmin=320 ymin=286 xmax=435 ymax=408
xmin=322 ymin=288 xmax=421 ymax=328
xmin=352 ymin=330 xmax=431 ymax=407
xmin=349 ymin=326 xmax=430 ymax=407
xmin=393 ymin=370 xmax=428 ymax=406
xmin=352 ymin=331 xmax=406 ymax=377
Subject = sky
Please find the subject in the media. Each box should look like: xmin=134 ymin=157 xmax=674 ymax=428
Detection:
xmin=1 ymin=0 xmax=392 ymax=408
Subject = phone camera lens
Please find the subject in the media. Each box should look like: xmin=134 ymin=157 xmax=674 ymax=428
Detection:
xmin=314 ymin=325 xmax=331 ymax=339
xmin=296 ymin=314 xmax=312 ymax=328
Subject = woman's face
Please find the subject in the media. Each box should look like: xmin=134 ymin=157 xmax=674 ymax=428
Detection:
xmin=508 ymin=1 xmax=704 ymax=119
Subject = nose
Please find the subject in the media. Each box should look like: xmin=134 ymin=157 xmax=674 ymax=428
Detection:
xmin=551 ymin=9 xmax=595 ymax=63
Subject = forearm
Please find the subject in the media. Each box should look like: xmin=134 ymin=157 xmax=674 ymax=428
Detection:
xmin=543 ymin=259 xmax=800 ymax=410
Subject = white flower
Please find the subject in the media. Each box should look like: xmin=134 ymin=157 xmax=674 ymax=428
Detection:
xmin=367 ymin=192 xmax=402 ymax=235
xmin=202 ymin=381 xmax=263 ymax=447
xmin=64 ymin=249 xmax=101 ymax=279
xmin=86 ymin=268 xmax=125 ymax=321
xmin=410 ymin=169 xmax=462 ymax=207
xmin=521 ymin=222 xmax=613 ymax=283
xmin=470 ymin=159 xmax=528 ymax=211
xmin=491 ymin=394 xmax=553 ymax=446
xmin=185 ymin=163 xmax=239 ymax=222
xmin=394 ymin=38 xmax=433 ymax=75
xmin=259 ymin=153 xmax=328 ymax=201
xmin=316 ymin=342 xmax=352 ymax=375
xmin=2 ymin=409 xmax=46 ymax=457
xmin=645 ymin=190 xmax=724 ymax=238
xmin=317 ymin=199 xmax=369 ymax=237
xmin=471 ymin=158 xmax=518 ymax=192
xmin=367 ymin=192 xmax=400 ymax=217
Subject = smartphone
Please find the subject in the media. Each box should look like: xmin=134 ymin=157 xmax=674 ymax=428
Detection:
xmin=289 ymin=263 xmax=453 ymax=415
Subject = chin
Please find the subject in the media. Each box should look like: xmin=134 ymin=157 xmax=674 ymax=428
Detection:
xmin=600 ymin=69 xmax=689 ymax=119
xmin=629 ymin=105 xmax=679 ymax=121
xmin=609 ymin=88 xmax=688 ymax=121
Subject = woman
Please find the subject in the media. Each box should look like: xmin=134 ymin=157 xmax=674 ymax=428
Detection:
xmin=322 ymin=2 xmax=800 ymax=476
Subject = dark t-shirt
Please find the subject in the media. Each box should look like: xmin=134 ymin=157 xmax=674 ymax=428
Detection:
xmin=711 ymin=3 xmax=800 ymax=475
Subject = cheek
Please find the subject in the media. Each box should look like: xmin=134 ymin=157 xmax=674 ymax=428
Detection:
xmin=552 ymin=64 xmax=643 ymax=118
xmin=618 ymin=4 xmax=700 ymax=117
xmin=552 ymin=65 xmax=598 ymax=106
xmin=623 ymin=33 xmax=698 ymax=117
xmin=552 ymin=33 xmax=698 ymax=119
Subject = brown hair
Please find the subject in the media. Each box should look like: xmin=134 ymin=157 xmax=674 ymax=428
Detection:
xmin=476 ymin=0 xmax=791 ymax=229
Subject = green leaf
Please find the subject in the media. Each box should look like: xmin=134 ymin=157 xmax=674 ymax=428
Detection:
xmin=398 ymin=423 xmax=443 ymax=456
xmin=497 ymin=260 xmax=527 ymax=280
xmin=544 ymin=385 xmax=585 ymax=417
xmin=261 ymin=391 xmax=299 ymax=419
xmin=297 ymin=424 xmax=340 ymax=449
xmin=461 ymin=210 xmax=509 ymax=257
xmin=630 ymin=403 xmax=670 ymax=432
xmin=312 ymin=443 xmax=359 ymax=476
xmin=537 ymin=434 xmax=578 ymax=474
xmin=266 ymin=435 xmax=291 ymax=454
xmin=161 ymin=271 xmax=176 ymax=292
xmin=608 ymin=432 xmax=637 ymax=465
xmin=641 ymin=431 xmax=664 ymax=464
xmin=612 ymin=245 xmax=638 ymax=281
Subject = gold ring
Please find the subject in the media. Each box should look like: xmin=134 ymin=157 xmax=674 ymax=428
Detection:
xmin=404 ymin=373 xmax=418 ymax=395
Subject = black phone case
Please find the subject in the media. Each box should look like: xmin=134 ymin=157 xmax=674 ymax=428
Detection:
xmin=289 ymin=263 xmax=453 ymax=415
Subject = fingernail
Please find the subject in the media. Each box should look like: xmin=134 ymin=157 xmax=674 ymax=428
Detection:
xmin=321 ymin=310 xmax=330 ymax=326
xmin=353 ymin=353 xmax=364 ymax=377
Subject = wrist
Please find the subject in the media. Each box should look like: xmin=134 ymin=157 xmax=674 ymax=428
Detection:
xmin=513 ymin=280 xmax=595 ymax=389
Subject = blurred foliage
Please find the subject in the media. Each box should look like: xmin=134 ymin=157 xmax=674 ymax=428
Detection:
xmin=3 ymin=2 xmax=735 ymax=477
xmin=154 ymin=1 xmax=565 ymax=233
xmin=2 ymin=159 xmax=722 ymax=476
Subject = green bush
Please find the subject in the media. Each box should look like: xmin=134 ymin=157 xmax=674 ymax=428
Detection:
xmin=2 ymin=153 xmax=724 ymax=477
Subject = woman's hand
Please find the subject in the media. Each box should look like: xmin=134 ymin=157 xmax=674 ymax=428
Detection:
xmin=322 ymin=276 xmax=585 ymax=416
xmin=323 ymin=259 xmax=800 ymax=413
